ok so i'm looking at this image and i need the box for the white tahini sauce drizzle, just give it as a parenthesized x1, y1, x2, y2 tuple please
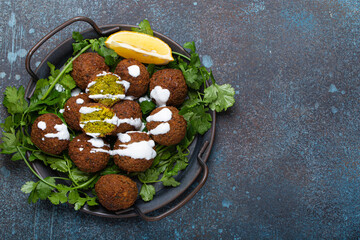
(148, 123, 170, 135)
(76, 98, 84, 104)
(95, 71, 112, 77)
(88, 94, 126, 100)
(124, 96, 136, 100)
(140, 122, 146, 131)
(146, 108, 172, 122)
(150, 86, 170, 107)
(79, 107, 102, 114)
(37, 121, 46, 130)
(118, 117, 142, 129)
(128, 65, 140, 77)
(139, 96, 151, 103)
(118, 133, 132, 143)
(112, 140, 156, 160)
(86, 81, 97, 89)
(116, 80, 130, 92)
(104, 115, 121, 126)
(79, 148, 84, 151)
(88, 138, 106, 148)
(55, 84, 65, 92)
(71, 88, 82, 96)
(59, 109, 65, 114)
(44, 124, 70, 140)
(86, 133, 101, 138)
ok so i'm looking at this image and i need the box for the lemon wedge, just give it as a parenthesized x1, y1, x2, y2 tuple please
(105, 31, 174, 65)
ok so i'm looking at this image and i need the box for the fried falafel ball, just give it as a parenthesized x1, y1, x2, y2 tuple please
(114, 58, 150, 98)
(113, 132, 156, 172)
(79, 103, 118, 138)
(31, 113, 70, 155)
(149, 69, 187, 107)
(68, 133, 110, 173)
(85, 72, 129, 107)
(146, 106, 187, 146)
(63, 93, 92, 131)
(71, 52, 109, 90)
(95, 174, 138, 211)
(111, 100, 142, 135)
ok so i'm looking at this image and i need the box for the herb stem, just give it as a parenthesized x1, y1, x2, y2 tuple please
(64, 155, 79, 186)
(41, 44, 91, 100)
(71, 174, 98, 189)
(53, 177, 70, 181)
(22, 146, 38, 151)
(17, 146, 57, 189)
(172, 51, 191, 61)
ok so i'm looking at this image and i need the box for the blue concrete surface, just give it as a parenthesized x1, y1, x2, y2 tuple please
(1, 0, 360, 239)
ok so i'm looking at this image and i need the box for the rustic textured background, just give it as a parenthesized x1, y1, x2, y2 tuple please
(1, 0, 360, 239)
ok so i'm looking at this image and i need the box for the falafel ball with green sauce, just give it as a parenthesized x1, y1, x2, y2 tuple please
(85, 71, 130, 107)
(79, 103, 118, 138)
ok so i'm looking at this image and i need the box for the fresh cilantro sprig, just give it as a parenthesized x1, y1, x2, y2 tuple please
(173, 42, 235, 112)
(136, 145, 188, 201)
(17, 146, 98, 208)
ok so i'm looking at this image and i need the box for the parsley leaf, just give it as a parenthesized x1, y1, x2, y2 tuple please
(21, 181, 37, 194)
(72, 32, 88, 54)
(131, 19, 154, 36)
(161, 177, 180, 187)
(140, 184, 156, 202)
(177, 42, 205, 90)
(100, 164, 121, 175)
(70, 168, 91, 183)
(48, 186, 69, 205)
(36, 177, 56, 200)
(140, 100, 156, 115)
(204, 83, 235, 112)
(10, 147, 26, 161)
(2, 86, 28, 115)
(138, 168, 161, 183)
(179, 104, 212, 135)
(46, 157, 69, 173)
(68, 190, 98, 210)
(0, 131, 20, 154)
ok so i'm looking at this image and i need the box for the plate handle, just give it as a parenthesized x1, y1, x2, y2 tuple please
(24, 16, 120, 97)
(133, 141, 210, 222)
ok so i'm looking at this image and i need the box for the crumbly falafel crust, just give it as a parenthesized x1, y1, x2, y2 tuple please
(31, 113, 70, 155)
(146, 106, 187, 146)
(71, 52, 109, 90)
(113, 132, 154, 172)
(63, 93, 92, 131)
(114, 58, 150, 98)
(149, 69, 187, 106)
(95, 174, 138, 211)
(111, 100, 142, 135)
(68, 134, 110, 173)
